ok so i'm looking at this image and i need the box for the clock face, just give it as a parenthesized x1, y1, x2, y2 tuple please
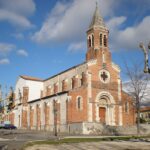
(99, 70, 110, 83)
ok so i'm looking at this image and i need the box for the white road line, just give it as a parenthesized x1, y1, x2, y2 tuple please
(0, 138, 10, 141)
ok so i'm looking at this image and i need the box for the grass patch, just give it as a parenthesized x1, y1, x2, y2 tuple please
(22, 135, 150, 150)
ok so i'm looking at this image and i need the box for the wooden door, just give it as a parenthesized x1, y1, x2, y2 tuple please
(99, 107, 106, 123)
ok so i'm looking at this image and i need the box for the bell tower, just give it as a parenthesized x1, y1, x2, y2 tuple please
(86, 3, 111, 64)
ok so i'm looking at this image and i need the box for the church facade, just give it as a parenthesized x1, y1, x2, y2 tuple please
(3, 5, 135, 134)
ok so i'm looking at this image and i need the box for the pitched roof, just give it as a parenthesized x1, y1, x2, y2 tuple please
(20, 75, 43, 82)
(89, 3, 106, 29)
(44, 62, 86, 81)
(140, 106, 150, 112)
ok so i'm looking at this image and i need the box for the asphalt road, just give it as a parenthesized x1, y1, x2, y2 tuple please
(0, 130, 150, 150)
(0, 129, 56, 150)
(25, 141, 150, 150)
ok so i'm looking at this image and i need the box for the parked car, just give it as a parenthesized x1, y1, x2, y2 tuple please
(3, 124, 17, 129)
(0, 124, 5, 129)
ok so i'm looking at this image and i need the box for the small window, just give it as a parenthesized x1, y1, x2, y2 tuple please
(46, 86, 51, 96)
(54, 83, 58, 94)
(72, 77, 75, 89)
(78, 97, 81, 109)
(76, 96, 83, 110)
(125, 102, 129, 113)
(100, 34, 102, 46)
(62, 80, 65, 91)
(63, 79, 68, 91)
(88, 37, 91, 47)
(104, 35, 107, 47)
(80, 72, 86, 86)
(92, 35, 94, 47)
(23, 87, 29, 104)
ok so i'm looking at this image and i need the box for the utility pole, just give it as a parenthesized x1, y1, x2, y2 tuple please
(139, 42, 150, 74)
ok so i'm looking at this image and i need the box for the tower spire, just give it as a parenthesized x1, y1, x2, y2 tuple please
(89, 2, 106, 29)
(86, 2, 109, 62)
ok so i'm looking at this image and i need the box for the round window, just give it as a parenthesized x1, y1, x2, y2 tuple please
(99, 70, 110, 83)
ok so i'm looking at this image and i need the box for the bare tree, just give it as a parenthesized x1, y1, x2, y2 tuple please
(124, 61, 150, 135)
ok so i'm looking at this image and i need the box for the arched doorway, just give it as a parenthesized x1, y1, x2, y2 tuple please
(95, 91, 115, 126)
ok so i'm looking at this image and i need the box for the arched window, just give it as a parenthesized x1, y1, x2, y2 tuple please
(72, 77, 75, 89)
(88, 37, 91, 47)
(92, 35, 94, 47)
(76, 96, 83, 110)
(62, 80, 67, 91)
(125, 102, 129, 113)
(100, 34, 102, 46)
(104, 35, 107, 47)
(80, 72, 86, 86)
(54, 83, 58, 94)
(46, 86, 51, 96)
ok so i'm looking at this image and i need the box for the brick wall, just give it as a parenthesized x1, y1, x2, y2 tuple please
(22, 110, 27, 128)
(122, 92, 135, 126)
(68, 87, 87, 123)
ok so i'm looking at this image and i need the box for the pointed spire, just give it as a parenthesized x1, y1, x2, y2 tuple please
(89, 2, 106, 29)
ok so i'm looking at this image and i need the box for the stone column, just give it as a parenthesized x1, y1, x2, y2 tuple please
(107, 106, 110, 125)
(41, 102, 45, 130)
(118, 78, 122, 126)
(49, 101, 54, 132)
(95, 104, 99, 122)
(27, 105, 30, 129)
(111, 106, 115, 126)
(33, 105, 37, 130)
(87, 72, 93, 122)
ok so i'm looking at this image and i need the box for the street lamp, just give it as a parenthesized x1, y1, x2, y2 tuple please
(139, 42, 150, 74)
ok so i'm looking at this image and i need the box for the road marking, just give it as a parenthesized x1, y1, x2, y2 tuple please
(0, 138, 10, 141)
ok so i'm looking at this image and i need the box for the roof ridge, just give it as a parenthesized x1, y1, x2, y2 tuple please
(20, 75, 43, 82)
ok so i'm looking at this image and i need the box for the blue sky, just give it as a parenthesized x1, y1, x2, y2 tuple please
(0, 0, 150, 92)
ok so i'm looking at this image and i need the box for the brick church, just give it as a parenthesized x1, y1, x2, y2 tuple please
(3, 4, 135, 134)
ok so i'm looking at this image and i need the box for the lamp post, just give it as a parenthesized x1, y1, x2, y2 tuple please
(139, 42, 150, 74)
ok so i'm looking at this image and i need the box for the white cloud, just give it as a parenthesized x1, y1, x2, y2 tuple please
(0, 0, 35, 28)
(32, 0, 116, 43)
(109, 16, 150, 51)
(0, 9, 33, 28)
(0, 43, 15, 56)
(17, 49, 28, 57)
(68, 42, 86, 52)
(0, 58, 10, 65)
(0, 0, 35, 16)
(123, 81, 150, 103)
(31, 0, 150, 52)
(107, 16, 127, 32)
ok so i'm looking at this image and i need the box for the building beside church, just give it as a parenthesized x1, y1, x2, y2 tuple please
(3, 5, 135, 134)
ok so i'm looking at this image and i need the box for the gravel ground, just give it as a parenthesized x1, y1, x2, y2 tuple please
(0, 129, 55, 150)
(0, 130, 150, 150)
(25, 141, 150, 150)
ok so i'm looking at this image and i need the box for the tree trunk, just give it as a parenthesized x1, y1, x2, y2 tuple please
(136, 98, 140, 135)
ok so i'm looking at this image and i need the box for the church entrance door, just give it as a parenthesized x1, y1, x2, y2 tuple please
(99, 107, 106, 124)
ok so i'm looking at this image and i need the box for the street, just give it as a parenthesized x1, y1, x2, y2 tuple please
(0, 129, 55, 150)
(25, 141, 150, 150)
(0, 129, 150, 150)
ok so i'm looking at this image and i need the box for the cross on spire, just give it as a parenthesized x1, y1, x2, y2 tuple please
(96, 1, 98, 8)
